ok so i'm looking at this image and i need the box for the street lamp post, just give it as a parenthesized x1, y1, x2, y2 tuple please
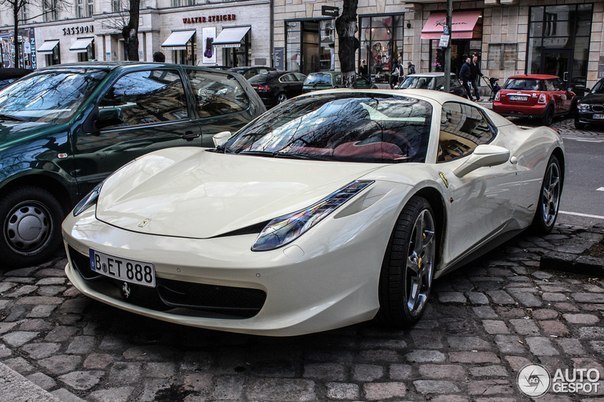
(444, 0, 453, 92)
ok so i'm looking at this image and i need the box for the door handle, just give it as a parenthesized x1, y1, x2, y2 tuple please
(182, 131, 200, 141)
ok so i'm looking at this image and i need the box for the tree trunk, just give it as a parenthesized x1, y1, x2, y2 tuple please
(335, 0, 359, 87)
(122, 0, 140, 61)
(13, 6, 19, 68)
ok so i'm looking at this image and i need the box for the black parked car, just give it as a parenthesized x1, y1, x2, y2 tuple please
(575, 77, 604, 129)
(249, 71, 306, 107)
(0, 62, 265, 268)
(0, 67, 32, 89)
(230, 66, 276, 79)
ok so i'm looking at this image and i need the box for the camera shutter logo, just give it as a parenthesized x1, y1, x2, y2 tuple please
(518, 364, 551, 397)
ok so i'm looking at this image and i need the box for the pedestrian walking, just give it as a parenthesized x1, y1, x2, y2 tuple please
(470, 54, 483, 101)
(407, 61, 416, 75)
(459, 57, 473, 100)
(390, 58, 402, 89)
(359, 59, 369, 80)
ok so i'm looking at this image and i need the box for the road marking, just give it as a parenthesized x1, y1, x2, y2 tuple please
(559, 210, 604, 220)
(598, 187, 604, 192)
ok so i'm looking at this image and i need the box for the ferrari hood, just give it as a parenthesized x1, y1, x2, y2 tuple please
(96, 148, 383, 239)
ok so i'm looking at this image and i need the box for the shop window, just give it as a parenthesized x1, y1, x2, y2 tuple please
(98, 70, 188, 129)
(45, 45, 61, 66)
(285, 18, 335, 75)
(77, 42, 95, 62)
(171, 37, 196, 65)
(186, 69, 249, 117)
(359, 14, 404, 83)
(222, 32, 250, 68)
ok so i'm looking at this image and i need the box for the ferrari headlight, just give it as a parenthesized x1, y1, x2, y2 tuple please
(578, 103, 591, 112)
(73, 183, 103, 216)
(251, 180, 374, 251)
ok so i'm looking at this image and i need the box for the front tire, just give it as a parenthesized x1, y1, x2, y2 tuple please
(531, 155, 562, 234)
(377, 196, 436, 327)
(0, 186, 64, 268)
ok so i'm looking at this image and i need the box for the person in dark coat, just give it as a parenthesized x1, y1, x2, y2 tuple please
(153, 51, 166, 62)
(470, 54, 482, 101)
(407, 61, 416, 75)
(459, 57, 473, 100)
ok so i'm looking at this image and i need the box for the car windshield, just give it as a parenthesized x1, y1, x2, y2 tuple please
(223, 93, 432, 163)
(399, 76, 434, 90)
(504, 79, 542, 91)
(304, 73, 333, 85)
(0, 69, 107, 123)
(591, 80, 604, 94)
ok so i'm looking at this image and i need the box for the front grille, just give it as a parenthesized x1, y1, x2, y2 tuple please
(592, 104, 604, 113)
(68, 246, 266, 318)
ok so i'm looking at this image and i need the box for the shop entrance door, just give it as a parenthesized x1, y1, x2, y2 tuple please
(542, 49, 572, 82)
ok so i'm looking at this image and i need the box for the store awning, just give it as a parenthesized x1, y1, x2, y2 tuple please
(212, 26, 251, 48)
(37, 40, 60, 54)
(421, 11, 482, 40)
(161, 30, 196, 50)
(69, 37, 94, 53)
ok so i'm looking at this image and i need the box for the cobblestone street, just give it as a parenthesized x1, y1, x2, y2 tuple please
(1, 116, 604, 401)
(1, 222, 603, 401)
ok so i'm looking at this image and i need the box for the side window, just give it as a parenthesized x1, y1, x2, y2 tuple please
(187, 69, 249, 118)
(279, 74, 293, 83)
(438, 102, 496, 163)
(545, 80, 557, 91)
(98, 70, 188, 129)
(294, 73, 306, 81)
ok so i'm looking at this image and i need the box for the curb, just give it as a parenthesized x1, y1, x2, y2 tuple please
(0, 362, 60, 402)
(539, 228, 604, 277)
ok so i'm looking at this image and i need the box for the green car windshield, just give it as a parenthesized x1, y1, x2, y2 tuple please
(304, 73, 333, 86)
(0, 69, 107, 123)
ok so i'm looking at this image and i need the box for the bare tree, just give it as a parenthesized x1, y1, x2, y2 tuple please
(121, 0, 140, 60)
(0, 0, 69, 68)
(335, 0, 359, 87)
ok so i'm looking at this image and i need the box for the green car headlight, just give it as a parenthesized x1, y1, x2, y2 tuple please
(73, 183, 103, 216)
(252, 180, 374, 251)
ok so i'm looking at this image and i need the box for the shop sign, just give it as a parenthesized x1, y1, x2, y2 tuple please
(63, 25, 94, 35)
(439, 34, 450, 48)
(321, 6, 339, 17)
(183, 15, 236, 24)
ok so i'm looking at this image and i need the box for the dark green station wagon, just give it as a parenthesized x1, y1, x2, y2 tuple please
(0, 62, 266, 268)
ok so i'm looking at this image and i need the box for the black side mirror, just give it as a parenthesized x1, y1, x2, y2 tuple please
(96, 107, 123, 130)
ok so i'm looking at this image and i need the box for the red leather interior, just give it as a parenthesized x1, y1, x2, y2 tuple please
(333, 141, 403, 160)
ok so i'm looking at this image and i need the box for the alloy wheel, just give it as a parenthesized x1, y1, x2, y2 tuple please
(540, 160, 561, 227)
(405, 209, 436, 317)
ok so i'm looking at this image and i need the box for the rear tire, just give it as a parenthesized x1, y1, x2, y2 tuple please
(377, 196, 436, 328)
(531, 155, 562, 234)
(0, 186, 64, 268)
(276, 93, 287, 103)
(542, 105, 554, 126)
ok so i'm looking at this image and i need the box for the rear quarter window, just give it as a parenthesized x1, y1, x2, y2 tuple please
(187, 70, 250, 118)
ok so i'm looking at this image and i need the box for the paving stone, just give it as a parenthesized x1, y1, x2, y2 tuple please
(508, 289, 543, 307)
(447, 336, 492, 350)
(15, 296, 62, 305)
(2, 331, 38, 347)
(38, 286, 67, 297)
(553, 302, 581, 312)
(352, 364, 384, 381)
(505, 356, 533, 372)
(209, 376, 244, 400)
(36, 278, 67, 286)
(66, 336, 95, 354)
(473, 306, 498, 319)
(39, 355, 82, 375)
(589, 340, 604, 354)
(99, 335, 128, 351)
(246, 378, 316, 401)
(469, 365, 509, 377)
(526, 337, 560, 356)
(563, 313, 600, 325)
(108, 362, 142, 385)
(494, 335, 527, 354)
(35, 268, 65, 277)
(4, 356, 34, 374)
(543, 292, 568, 302)
(359, 338, 407, 349)
(45, 326, 78, 342)
(358, 349, 400, 362)
(83, 353, 114, 369)
(468, 379, 513, 395)
(122, 345, 177, 361)
(532, 308, 559, 320)
(27, 372, 57, 390)
(579, 327, 604, 339)
(3, 285, 38, 297)
(18, 319, 53, 331)
(22, 342, 61, 359)
(418, 364, 465, 380)
(0, 343, 12, 358)
(414, 380, 460, 394)
(410, 329, 443, 349)
(539, 320, 570, 336)
(555, 338, 587, 355)
(182, 373, 213, 394)
(487, 290, 516, 305)
(27, 305, 58, 318)
(0, 282, 17, 293)
(510, 318, 541, 335)
(4, 267, 39, 277)
(52, 389, 86, 402)
(138, 380, 176, 401)
(482, 320, 510, 334)
(389, 364, 413, 380)
(467, 292, 489, 304)
(58, 298, 89, 314)
(0, 322, 18, 334)
(303, 363, 346, 381)
(88, 386, 134, 402)
(405, 350, 446, 363)
(449, 351, 500, 364)
(430, 396, 470, 402)
(364, 382, 406, 400)
(326, 382, 359, 400)
(573, 293, 604, 303)
(144, 362, 176, 378)
(438, 292, 467, 303)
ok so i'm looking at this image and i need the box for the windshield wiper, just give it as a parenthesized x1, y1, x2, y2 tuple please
(0, 113, 24, 122)
(275, 152, 332, 161)
(238, 150, 276, 157)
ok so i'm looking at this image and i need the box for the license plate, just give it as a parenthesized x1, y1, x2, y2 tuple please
(89, 250, 156, 287)
(593, 114, 604, 120)
(509, 95, 528, 101)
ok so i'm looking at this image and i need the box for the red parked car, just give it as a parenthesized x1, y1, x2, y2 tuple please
(493, 74, 576, 125)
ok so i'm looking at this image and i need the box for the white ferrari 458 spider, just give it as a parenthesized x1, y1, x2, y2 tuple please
(63, 89, 564, 336)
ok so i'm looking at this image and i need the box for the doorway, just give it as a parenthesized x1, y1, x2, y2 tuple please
(542, 49, 572, 82)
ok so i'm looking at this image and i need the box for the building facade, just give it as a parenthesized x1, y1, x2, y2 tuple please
(0, 0, 602, 88)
